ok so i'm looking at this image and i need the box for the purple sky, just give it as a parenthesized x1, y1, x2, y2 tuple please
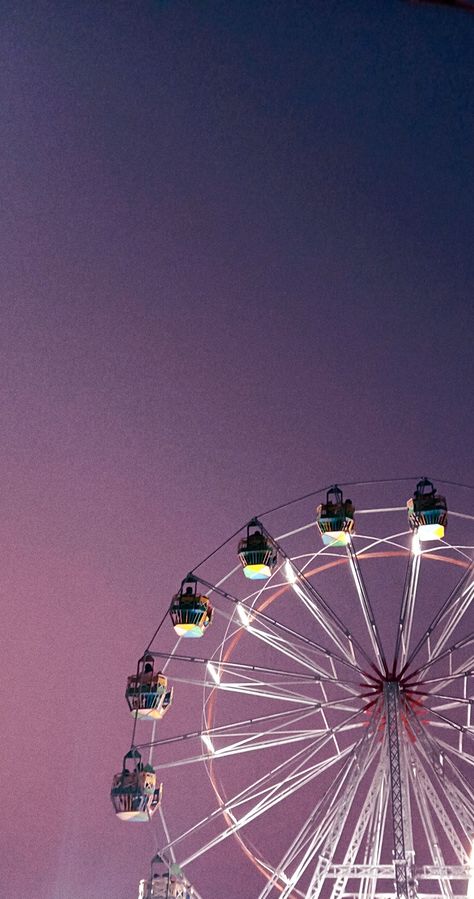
(1, 2, 473, 897)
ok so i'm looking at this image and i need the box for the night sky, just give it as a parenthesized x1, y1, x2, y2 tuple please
(1, 1, 473, 898)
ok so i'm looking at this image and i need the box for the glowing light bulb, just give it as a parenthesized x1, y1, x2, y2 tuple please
(321, 530, 350, 547)
(284, 559, 297, 584)
(418, 522, 445, 541)
(207, 662, 221, 684)
(237, 603, 250, 627)
(243, 562, 272, 579)
(201, 733, 215, 755)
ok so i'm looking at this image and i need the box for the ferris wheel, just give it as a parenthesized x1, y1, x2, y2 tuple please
(111, 477, 474, 899)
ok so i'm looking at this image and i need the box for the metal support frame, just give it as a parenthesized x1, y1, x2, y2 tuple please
(328, 756, 389, 899)
(304, 708, 383, 899)
(346, 539, 387, 673)
(384, 681, 416, 899)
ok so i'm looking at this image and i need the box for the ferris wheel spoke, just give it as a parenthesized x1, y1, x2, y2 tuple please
(424, 702, 474, 741)
(257, 748, 359, 898)
(445, 748, 474, 797)
(433, 725, 474, 762)
(211, 708, 364, 799)
(243, 621, 347, 680)
(440, 776, 474, 832)
(200, 742, 361, 836)
(423, 691, 473, 709)
(393, 547, 421, 672)
(418, 658, 474, 703)
(270, 528, 358, 654)
(277, 715, 384, 899)
(202, 718, 363, 762)
(298, 729, 383, 899)
(407, 710, 474, 841)
(163, 711, 364, 866)
(202, 668, 362, 711)
(327, 761, 389, 899)
(429, 702, 474, 723)
(201, 705, 340, 759)
(241, 622, 345, 679)
(284, 567, 358, 665)
(148, 649, 358, 689)
(215, 715, 363, 802)
(346, 539, 388, 673)
(159, 741, 320, 858)
(267, 748, 368, 899)
(214, 681, 359, 708)
(168, 672, 326, 705)
(205, 730, 330, 758)
(151, 734, 360, 772)
(428, 576, 474, 661)
(422, 668, 474, 689)
(176, 671, 334, 712)
(146, 731, 348, 772)
(197, 574, 368, 680)
(242, 616, 365, 686)
(277, 803, 347, 898)
(137, 704, 346, 754)
(235, 739, 360, 817)
(426, 720, 474, 755)
(409, 754, 456, 899)
(235, 627, 365, 699)
(442, 756, 474, 825)
(207, 729, 356, 759)
(283, 549, 375, 667)
(402, 561, 474, 674)
(177, 735, 359, 869)
(409, 740, 470, 864)
(178, 767, 334, 875)
(408, 632, 474, 682)
(428, 703, 473, 732)
(267, 529, 378, 673)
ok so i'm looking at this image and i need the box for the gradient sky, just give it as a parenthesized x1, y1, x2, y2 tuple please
(1, 1, 473, 897)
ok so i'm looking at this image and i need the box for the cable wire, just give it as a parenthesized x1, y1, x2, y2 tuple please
(256, 476, 474, 519)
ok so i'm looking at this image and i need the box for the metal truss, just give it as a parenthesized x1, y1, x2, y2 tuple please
(303, 713, 383, 899)
(319, 864, 472, 879)
(384, 681, 416, 899)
